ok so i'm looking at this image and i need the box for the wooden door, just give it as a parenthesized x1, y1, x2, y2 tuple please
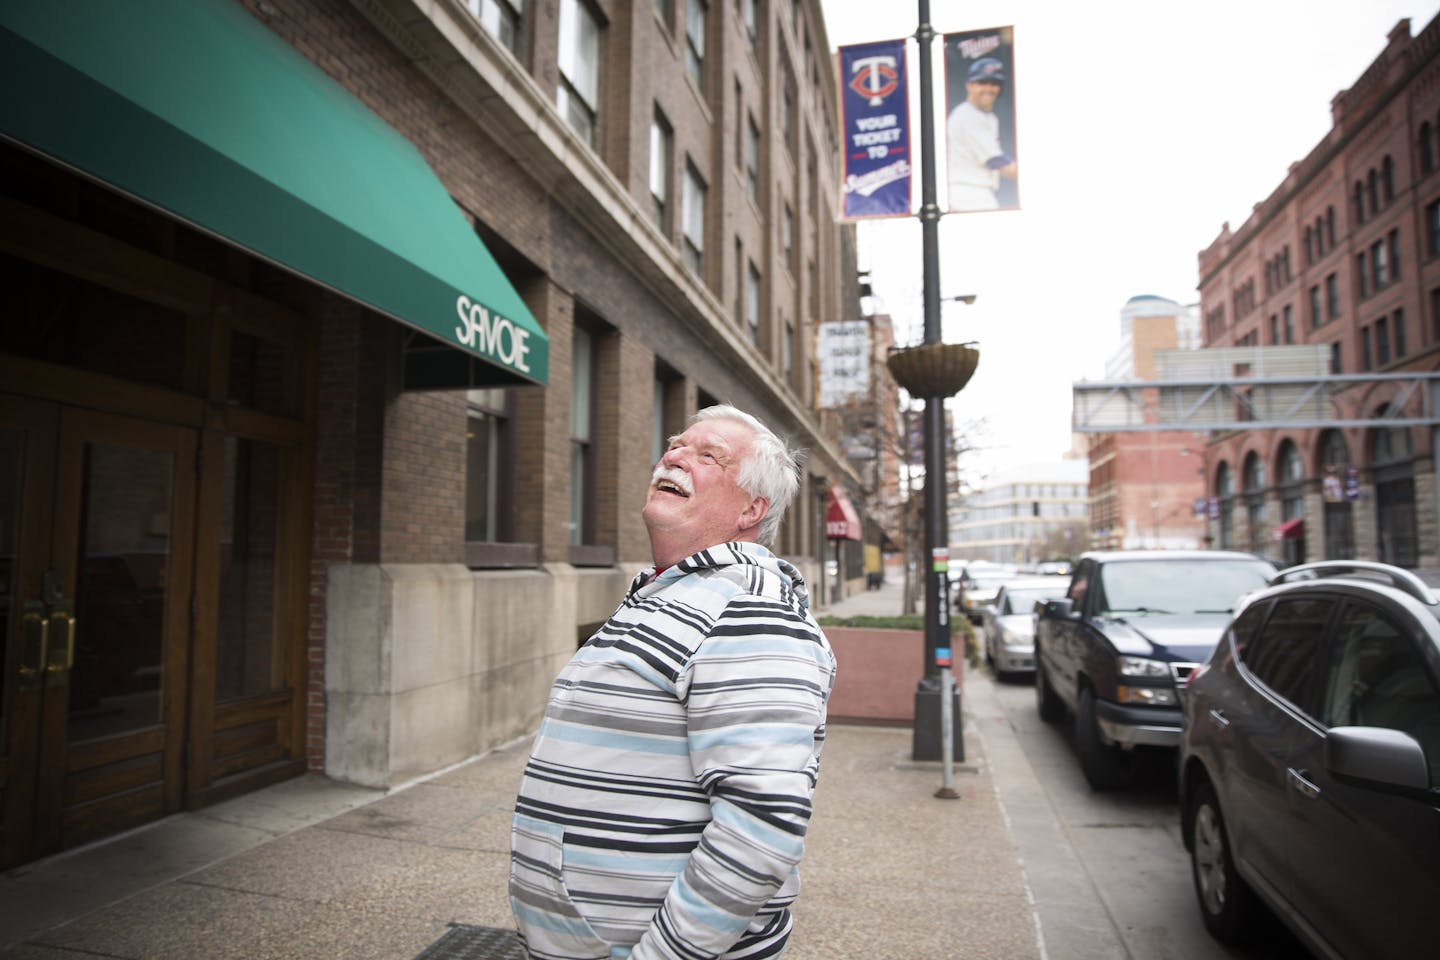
(0, 399, 195, 866)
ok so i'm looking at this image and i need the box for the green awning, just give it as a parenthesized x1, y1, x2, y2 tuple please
(0, 0, 547, 386)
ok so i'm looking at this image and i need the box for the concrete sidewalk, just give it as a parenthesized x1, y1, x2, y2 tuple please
(1, 575, 1078, 960)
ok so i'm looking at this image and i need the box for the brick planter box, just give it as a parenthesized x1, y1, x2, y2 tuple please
(824, 627, 962, 725)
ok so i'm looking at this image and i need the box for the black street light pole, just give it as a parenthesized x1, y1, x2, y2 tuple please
(914, 0, 955, 768)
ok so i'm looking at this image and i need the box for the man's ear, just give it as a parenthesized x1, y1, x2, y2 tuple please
(738, 496, 770, 534)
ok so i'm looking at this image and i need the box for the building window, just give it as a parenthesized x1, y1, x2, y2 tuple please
(1389, 228, 1401, 281)
(1282, 304, 1294, 343)
(739, 0, 757, 55)
(1429, 200, 1440, 256)
(1243, 451, 1266, 553)
(746, 113, 760, 202)
(782, 203, 794, 269)
(569, 324, 595, 545)
(1353, 180, 1365, 224)
(1361, 324, 1373, 370)
(1309, 284, 1321, 329)
(1268, 313, 1279, 345)
(1376, 315, 1391, 366)
(1330, 341, 1342, 374)
(655, 0, 673, 28)
(1325, 272, 1340, 319)
(1423, 122, 1435, 174)
(557, 0, 601, 146)
(682, 161, 706, 274)
(1372, 238, 1388, 290)
(784, 318, 794, 380)
(1357, 251, 1369, 298)
(780, 57, 795, 149)
(1394, 308, 1407, 358)
(1382, 155, 1395, 204)
(466, 389, 514, 542)
(469, 0, 524, 53)
(746, 261, 761, 345)
(685, 0, 707, 93)
(650, 107, 672, 231)
(734, 237, 744, 325)
(1367, 169, 1379, 216)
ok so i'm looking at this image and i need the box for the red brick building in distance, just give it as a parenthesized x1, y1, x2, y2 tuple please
(1196, 15, 1439, 570)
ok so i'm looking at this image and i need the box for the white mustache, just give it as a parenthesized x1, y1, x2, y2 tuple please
(651, 465, 693, 496)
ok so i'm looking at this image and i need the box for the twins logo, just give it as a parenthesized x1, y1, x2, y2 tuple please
(849, 55, 898, 107)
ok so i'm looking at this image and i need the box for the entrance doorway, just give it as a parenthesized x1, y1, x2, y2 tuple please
(1, 398, 195, 866)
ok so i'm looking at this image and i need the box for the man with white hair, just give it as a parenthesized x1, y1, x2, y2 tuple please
(510, 404, 836, 960)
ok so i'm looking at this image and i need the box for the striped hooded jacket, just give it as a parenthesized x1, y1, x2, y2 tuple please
(510, 542, 836, 960)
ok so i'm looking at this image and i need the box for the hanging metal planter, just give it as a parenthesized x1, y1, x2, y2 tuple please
(885, 343, 981, 398)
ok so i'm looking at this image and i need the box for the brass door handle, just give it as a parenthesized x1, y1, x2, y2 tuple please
(20, 600, 49, 690)
(45, 602, 76, 674)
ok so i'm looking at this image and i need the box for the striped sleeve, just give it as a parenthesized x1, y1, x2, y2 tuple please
(628, 595, 834, 960)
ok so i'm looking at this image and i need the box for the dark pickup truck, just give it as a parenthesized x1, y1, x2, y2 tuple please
(1034, 550, 1276, 789)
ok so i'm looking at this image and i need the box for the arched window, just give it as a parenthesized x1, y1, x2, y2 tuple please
(1276, 441, 1306, 566)
(1216, 461, 1235, 550)
(1242, 451, 1267, 555)
(1319, 430, 1354, 560)
(1353, 180, 1366, 224)
(1421, 124, 1435, 174)
(1371, 411, 1417, 567)
(1367, 168, 1379, 216)
(1381, 155, 1395, 204)
(1326, 206, 1336, 248)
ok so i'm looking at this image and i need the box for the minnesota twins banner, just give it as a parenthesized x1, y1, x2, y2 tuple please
(943, 26, 1019, 213)
(837, 39, 912, 220)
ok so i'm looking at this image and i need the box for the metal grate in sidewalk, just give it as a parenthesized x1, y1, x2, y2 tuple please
(413, 924, 527, 959)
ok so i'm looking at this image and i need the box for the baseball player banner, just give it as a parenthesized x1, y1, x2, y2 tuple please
(943, 26, 1020, 213)
(837, 39, 912, 220)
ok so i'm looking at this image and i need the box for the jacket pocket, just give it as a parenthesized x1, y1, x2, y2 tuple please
(510, 813, 610, 959)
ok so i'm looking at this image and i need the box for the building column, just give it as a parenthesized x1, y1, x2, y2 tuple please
(1301, 478, 1326, 565)
(1352, 475, 1379, 560)
(513, 279, 572, 562)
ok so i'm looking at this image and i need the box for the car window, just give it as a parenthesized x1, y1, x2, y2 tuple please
(1003, 587, 1060, 615)
(1096, 559, 1274, 616)
(1226, 599, 1270, 663)
(1321, 601, 1440, 785)
(1239, 596, 1335, 712)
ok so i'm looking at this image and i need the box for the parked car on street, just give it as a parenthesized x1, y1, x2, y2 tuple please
(955, 562, 1017, 624)
(1034, 550, 1277, 789)
(980, 576, 1069, 678)
(1178, 561, 1440, 960)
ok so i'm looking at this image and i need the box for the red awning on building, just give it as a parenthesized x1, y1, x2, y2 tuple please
(1274, 517, 1305, 540)
(824, 485, 862, 541)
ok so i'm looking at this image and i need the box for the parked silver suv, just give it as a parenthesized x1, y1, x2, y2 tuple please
(1179, 561, 1440, 960)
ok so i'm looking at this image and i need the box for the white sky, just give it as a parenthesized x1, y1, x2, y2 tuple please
(820, 0, 1436, 484)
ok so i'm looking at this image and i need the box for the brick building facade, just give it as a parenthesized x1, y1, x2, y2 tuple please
(0, 0, 866, 867)
(1196, 15, 1439, 570)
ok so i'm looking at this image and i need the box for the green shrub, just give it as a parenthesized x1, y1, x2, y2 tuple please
(816, 614, 924, 630)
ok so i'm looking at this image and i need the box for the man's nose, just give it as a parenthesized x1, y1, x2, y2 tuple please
(660, 446, 688, 468)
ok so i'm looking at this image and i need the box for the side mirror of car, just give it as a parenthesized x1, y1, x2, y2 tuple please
(1039, 598, 1074, 620)
(1325, 726, 1431, 793)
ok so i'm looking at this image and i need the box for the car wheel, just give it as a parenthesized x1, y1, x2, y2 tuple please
(1075, 686, 1131, 790)
(1035, 656, 1064, 723)
(1189, 779, 1256, 943)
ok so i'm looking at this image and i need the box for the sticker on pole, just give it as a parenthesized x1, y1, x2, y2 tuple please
(935, 646, 952, 667)
(931, 547, 949, 573)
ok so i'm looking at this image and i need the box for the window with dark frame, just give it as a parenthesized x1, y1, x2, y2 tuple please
(468, 0, 525, 54)
(1394, 308, 1407, 358)
(746, 112, 760, 202)
(1283, 304, 1293, 343)
(569, 323, 595, 546)
(1376, 315, 1391, 366)
(1326, 272, 1340, 318)
(746, 261, 761, 346)
(685, 0, 707, 93)
(1428, 199, 1440, 256)
(650, 106, 673, 232)
(557, 0, 601, 146)
(465, 388, 515, 543)
(682, 160, 706, 275)
(1309, 284, 1321, 329)
(1362, 324, 1373, 370)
